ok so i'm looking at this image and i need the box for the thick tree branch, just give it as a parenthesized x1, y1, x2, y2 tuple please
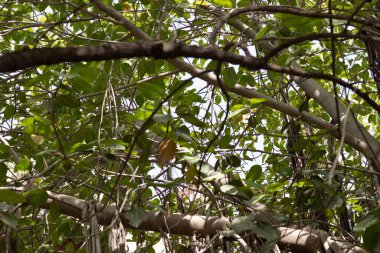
(1, 41, 379, 115)
(0, 42, 262, 73)
(36, 191, 366, 253)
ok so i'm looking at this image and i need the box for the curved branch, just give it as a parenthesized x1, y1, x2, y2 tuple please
(227, 84, 374, 160)
(262, 32, 380, 60)
(209, 5, 380, 45)
(203, 5, 380, 171)
(264, 63, 380, 114)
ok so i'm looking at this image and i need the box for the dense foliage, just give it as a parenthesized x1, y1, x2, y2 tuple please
(0, 0, 380, 252)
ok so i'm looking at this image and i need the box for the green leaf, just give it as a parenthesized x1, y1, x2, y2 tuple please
(298, 99, 309, 112)
(354, 213, 380, 232)
(294, 178, 313, 187)
(0, 190, 26, 204)
(277, 167, 292, 177)
(325, 195, 344, 209)
(219, 135, 232, 148)
(240, 74, 256, 87)
(185, 164, 198, 184)
(363, 223, 380, 252)
(251, 222, 278, 241)
(259, 240, 278, 253)
(215, 95, 222, 104)
(69, 142, 93, 153)
(231, 215, 254, 233)
(227, 108, 247, 120)
(309, 149, 326, 161)
(19, 117, 35, 134)
(174, 127, 192, 142)
(0, 212, 17, 229)
(222, 67, 237, 87)
(237, 0, 251, 7)
(182, 154, 201, 164)
(31, 134, 44, 145)
(254, 25, 272, 40)
(55, 94, 81, 108)
(52, 70, 80, 79)
(56, 221, 72, 237)
(180, 113, 206, 128)
(249, 98, 268, 105)
(15, 157, 30, 172)
(124, 207, 148, 228)
(35, 150, 56, 156)
(0, 163, 7, 185)
(103, 153, 117, 162)
(102, 139, 128, 150)
(225, 155, 241, 167)
(210, 0, 233, 7)
(265, 182, 285, 192)
(70, 65, 101, 93)
(220, 184, 238, 195)
(203, 171, 225, 182)
(26, 189, 48, 207)
(138, 80, 165, 101)
(65, 242, 75, 252)
(153, 114, 172, 123)
(43, 98, 60, 112)
(147, 178, 181, 188)
(236, 186, 254, 200)
(277, 13, 325, 33)
(3, 106, 16, 119)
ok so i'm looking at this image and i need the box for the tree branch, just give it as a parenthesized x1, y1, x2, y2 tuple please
(36, 191, 366, 253)
(203, 4, 380, 171)
(0, 42, 262, 73)
(2, 40, 379, 115)
(209, 4, 380, 44)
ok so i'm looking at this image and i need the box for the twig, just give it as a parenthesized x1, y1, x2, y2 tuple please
(328, 102, 351, 184)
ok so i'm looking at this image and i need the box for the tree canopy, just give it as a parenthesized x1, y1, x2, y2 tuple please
(0, 0, 380, 252)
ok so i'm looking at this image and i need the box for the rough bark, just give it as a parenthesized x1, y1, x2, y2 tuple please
(38, 191, 366, 253)
(0, 42, 262, 73)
